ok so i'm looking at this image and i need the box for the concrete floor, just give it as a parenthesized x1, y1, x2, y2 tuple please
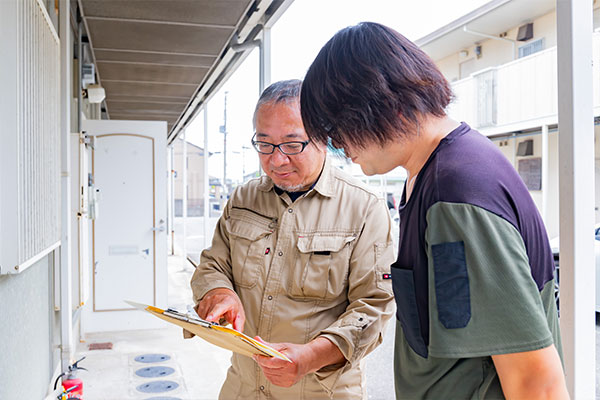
(75, 256, 231, 400)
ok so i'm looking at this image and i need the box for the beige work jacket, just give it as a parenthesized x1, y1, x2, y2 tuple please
(191, 157, 395, 400)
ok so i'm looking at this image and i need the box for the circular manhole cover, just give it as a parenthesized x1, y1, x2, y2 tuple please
(135, 366, 175, 378)
(136, 380, 179, 393)
(144, 397, 182, 400)
(134, 354, 171, 363)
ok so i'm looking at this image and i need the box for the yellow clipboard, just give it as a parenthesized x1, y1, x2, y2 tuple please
(125, 300, 291, 362)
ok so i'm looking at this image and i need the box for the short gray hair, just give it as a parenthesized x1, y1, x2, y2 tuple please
(253, 79, 302, 127)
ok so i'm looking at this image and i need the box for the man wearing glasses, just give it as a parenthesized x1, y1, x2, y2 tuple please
(190, 79, 395, 399)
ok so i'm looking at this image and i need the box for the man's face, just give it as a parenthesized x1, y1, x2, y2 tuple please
(254, 101, 326, 191)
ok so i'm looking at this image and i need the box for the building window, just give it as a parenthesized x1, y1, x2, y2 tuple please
(518, 38, 544, 58)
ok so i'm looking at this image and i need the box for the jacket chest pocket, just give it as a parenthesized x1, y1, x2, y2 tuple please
(226, 211, 275, 289)
(289, 234, 356, 300)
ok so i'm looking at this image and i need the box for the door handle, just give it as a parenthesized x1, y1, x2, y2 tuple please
(152, 219, 165, 232)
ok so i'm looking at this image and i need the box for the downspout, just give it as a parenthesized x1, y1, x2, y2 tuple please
(59, 0, 74, 372)
(463, 25, 517, 60)
(77, 19, 83, 132)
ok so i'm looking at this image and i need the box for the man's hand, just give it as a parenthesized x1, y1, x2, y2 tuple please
(252, 336, 345, 388)
(195, 288, 246, 332)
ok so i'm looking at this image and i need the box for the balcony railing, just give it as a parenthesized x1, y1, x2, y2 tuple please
(446, 33, 600, 131)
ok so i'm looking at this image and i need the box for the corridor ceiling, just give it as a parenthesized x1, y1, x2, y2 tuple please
(78, 0, 292, 138)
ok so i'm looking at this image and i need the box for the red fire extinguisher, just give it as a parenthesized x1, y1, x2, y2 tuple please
(54, 357, 87, 399)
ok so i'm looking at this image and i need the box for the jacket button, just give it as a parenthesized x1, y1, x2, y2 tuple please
(260, 385, 265, 391)
(268, 295, 273, 300)
(278, 251, 283, 256)
(288, 208, 293, 213)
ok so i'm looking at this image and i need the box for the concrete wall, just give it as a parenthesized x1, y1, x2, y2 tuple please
(0, 254, 60, 399)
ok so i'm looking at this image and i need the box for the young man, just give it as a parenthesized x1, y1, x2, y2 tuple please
(191, 79, 395, 399)
(300, 22, 568, 399)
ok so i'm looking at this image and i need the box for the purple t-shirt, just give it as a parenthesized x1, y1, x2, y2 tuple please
(393, 122, 556, 357)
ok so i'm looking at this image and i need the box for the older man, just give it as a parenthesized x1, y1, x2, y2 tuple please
(190, 79, 395, 399)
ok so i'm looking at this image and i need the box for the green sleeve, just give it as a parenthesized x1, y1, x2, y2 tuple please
(425, 202, 553, 358)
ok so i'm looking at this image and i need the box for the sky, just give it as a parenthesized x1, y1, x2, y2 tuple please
(183, 0, 490, 183)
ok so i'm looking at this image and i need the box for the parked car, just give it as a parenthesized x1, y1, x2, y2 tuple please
(386, 192, 396, 210)
(549, 224, 600, 313)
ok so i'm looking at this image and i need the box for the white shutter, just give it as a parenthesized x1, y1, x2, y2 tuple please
(0, 0, 61, 274)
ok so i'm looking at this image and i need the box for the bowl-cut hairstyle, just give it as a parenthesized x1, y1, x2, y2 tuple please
(300, 22, 453, 150)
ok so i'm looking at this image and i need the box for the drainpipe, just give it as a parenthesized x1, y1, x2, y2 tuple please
(77, 20, 83, 133)
(463, 25, 517, 60)
(59, 0, 74, 372)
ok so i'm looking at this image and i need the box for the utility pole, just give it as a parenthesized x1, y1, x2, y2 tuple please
(220, 92, 228, 209)
(242, 145, 250, 181)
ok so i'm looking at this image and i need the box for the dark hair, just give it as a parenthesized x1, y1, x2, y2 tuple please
(253, 79, 302, 127)
(300, 22, 453, 150)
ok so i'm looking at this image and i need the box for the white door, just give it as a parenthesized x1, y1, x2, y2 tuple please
(82, 120, 167, 332)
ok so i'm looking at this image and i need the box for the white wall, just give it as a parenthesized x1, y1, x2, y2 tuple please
(0, 255, 60, 399)
(438, 10, 558, 82)
(438, 33, 513, 82)
(439, 4, 600, 82)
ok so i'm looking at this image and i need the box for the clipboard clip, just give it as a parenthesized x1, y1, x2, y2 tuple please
(164, 308, 218, 328)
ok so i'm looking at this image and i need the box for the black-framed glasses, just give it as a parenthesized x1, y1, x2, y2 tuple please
(251, 134, 310, 155)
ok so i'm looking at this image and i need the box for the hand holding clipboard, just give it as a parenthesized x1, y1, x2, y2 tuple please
(125, 300, 291, 362)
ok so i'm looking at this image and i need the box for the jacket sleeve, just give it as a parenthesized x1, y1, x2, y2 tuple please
(190, 199, 235, 304)
(315, 196, 396, 392)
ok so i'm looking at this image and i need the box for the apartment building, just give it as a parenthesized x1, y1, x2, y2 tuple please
(417, 0, 600, 238)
